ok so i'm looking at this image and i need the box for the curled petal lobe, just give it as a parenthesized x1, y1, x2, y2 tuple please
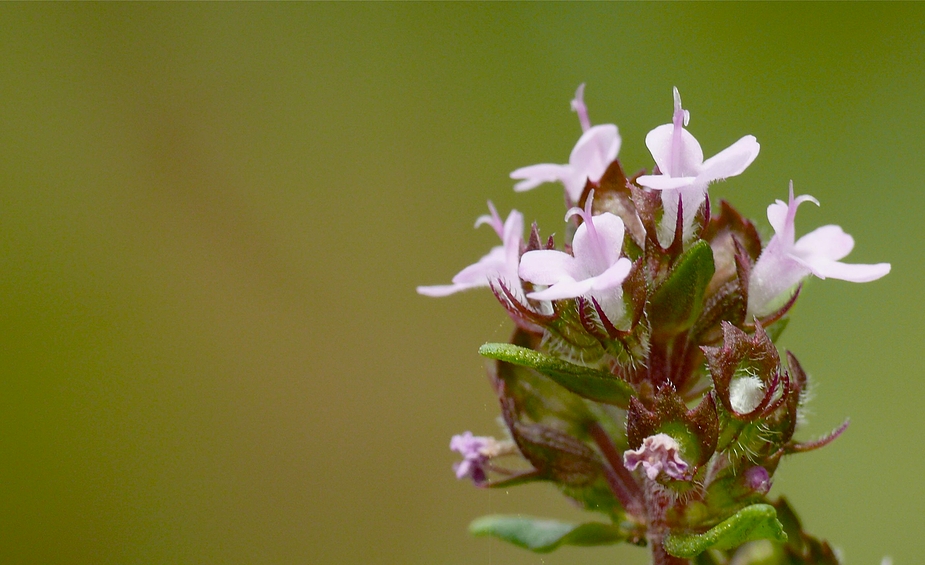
(527, 276, 595, 302)
(571, 83, 591, 132)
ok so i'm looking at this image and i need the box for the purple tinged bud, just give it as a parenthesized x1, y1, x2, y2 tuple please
(623, 433, 689, 481)
(744, 466, 771, 495)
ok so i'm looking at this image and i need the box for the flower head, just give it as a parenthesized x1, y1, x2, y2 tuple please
(746, 182, 891, 317)
(449, 432, 512, 485)
(623, 433, 689, 481)
(510, 84, 621, 203)
(518, 192, 632, 323)
(637, 87, 759, 242)
(417, 202, 524, 298)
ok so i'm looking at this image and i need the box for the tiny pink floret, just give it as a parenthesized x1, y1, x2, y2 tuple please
(417, 201, 525, 299)
(450, 432, 511, 485)
(511, 84, 621, 203)
(519, 192, 632, 324)
(746, 181, 891, 316)
(637, 87, 759, 242)
(623, 433, 689, 481)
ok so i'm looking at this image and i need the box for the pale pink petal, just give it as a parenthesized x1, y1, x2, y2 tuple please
(502, 209, 525, 245)
(766, 199, 790, 236)
(503, 210, 525, 267)
(793, 225, 855, 263)
(589, 258, 632, 291)
(561, 170, 591, 203)
(452, 247, 507, 285)
(645, 123, 703, 177)
(696, 135, 760, 183)
(510, 163, 569, 192)
(807, 259, 891, 282)
(417, 246, 507, 297)
(767, 192, 818, 242)
(519, 249, 578, 286)
(636, 174, 697, 191)
(474, 200, 504, 237)
(416, 283, 471, 297)
(570, 213, 626, 270)
(569, 124, 620, 174)
(527, 276, 595, 301)
(748, 183, 890, 316)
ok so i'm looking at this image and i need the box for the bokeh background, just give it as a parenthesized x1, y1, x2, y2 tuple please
(0, 4, 921, 564)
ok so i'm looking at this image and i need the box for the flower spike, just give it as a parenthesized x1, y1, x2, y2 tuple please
(421, 83, 889, 564)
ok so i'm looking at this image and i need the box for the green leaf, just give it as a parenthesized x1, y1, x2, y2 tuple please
(664, 504, 788, 558)
(649, 240, 715, 335)
(469, 515, 627, 553)
(479, 343, 634, 407)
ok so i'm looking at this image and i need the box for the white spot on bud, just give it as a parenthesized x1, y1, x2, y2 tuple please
(730, 374, 764, 414)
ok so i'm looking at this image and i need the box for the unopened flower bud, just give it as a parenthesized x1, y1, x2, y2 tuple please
(743, 465, 772, 495)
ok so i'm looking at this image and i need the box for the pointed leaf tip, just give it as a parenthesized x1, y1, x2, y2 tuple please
(479, 343, 634, 406)
(469, 515, 627, 553)
(663, 503, 787, 558)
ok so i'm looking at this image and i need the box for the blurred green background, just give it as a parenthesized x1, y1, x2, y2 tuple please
(0, 4, 921, 564)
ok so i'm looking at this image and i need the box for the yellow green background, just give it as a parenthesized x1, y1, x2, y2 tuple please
(0, 4, 920, 564)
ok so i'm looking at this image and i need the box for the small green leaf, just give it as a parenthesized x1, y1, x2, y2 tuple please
(649, 240, 715, 335)
(469, 515, 627, 553)
(479, 343, 634, 407)
(664, 504, 788, 558)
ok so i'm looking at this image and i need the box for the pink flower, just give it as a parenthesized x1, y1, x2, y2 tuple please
(637, 87, 759, 242)
(518, 193, 632, 324)
(449, 432, 512, 485)
(510, 84, 621, 203)
(746, 182, 891, 317)
(417, 202, 524, 298)
(623, 433, 689, 481)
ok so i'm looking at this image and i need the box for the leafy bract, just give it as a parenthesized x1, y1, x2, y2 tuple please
(479, 343, 634, 407)
(664, 503, 787, 558)
(469, 515, 627, 553)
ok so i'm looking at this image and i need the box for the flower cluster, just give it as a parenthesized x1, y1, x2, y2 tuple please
(418, 85, 889, 565)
